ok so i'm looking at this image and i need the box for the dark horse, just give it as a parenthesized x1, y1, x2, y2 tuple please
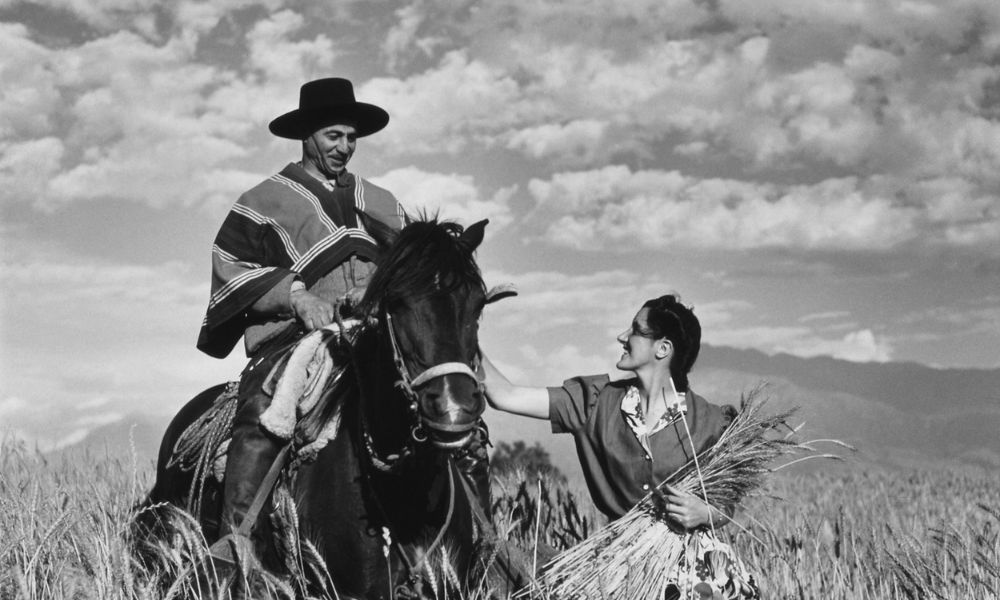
(140, 215, 511, 599)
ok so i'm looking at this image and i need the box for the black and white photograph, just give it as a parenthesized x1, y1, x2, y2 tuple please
(2, 0, 998, 598)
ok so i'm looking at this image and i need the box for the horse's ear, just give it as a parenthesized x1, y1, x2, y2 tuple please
(459, 219, 488, 253)
(356, 209, 398, 250)
(485, 282, 518, 305)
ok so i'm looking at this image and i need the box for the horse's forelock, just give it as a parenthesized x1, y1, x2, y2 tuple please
(360, 218, 485, 313)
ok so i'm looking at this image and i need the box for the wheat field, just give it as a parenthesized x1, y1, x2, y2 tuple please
(2, 437, 997, 599)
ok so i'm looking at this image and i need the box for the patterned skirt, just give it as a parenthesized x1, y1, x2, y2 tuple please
(664, 531, 760, 600)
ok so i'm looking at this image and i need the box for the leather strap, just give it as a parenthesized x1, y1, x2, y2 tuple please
(453, 458, 493, 532)
(411, 362, 477, 387)
(208, 441, 293, 570)
(236, 442, 293, 538)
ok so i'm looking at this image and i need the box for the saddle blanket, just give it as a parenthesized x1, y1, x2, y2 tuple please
(259, 320, 361, 458)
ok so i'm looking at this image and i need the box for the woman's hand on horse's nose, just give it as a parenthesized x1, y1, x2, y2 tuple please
(291, 290, 336, 330)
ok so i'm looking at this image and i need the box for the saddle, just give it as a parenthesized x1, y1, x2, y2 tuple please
(168, 321, 361, 488)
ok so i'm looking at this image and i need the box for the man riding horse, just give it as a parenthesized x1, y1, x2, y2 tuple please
(196, 77, 491, 558)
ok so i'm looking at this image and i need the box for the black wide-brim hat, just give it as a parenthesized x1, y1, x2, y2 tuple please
(269, 77, 389, 140)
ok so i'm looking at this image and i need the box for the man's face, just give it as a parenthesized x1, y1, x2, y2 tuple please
(303, 123, 357, 178)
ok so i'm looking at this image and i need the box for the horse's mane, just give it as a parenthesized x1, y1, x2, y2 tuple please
(359, 216, 486, 313)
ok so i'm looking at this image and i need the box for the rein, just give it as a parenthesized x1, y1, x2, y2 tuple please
(365, 459, 459, 599)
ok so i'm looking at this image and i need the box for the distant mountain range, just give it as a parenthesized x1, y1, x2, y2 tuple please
(61, 345, 1000, 480)
(694, 345, 1000, 470)
(699, 345, 1000, 416)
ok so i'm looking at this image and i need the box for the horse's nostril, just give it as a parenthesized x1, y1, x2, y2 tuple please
(421, 390, 442, 405)
(470, 390, 485, 410)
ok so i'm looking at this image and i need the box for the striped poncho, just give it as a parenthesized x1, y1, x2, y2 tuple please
(197, 163, 402, 359)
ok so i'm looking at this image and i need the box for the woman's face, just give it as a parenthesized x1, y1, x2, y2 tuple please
(615, 307, 663, 372)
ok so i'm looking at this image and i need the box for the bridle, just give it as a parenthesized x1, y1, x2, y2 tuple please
(355, 307, 483, 473)
(385, 310, 483, 431)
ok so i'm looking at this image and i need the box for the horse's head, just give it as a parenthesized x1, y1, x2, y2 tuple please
(357, 212, 488, 450)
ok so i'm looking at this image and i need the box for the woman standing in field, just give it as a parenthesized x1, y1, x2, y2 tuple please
(482, 294, 759, 599)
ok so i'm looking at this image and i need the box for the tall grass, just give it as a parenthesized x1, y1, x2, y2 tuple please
(736, 469, 1000, 599)
(496, 467, 1000, 599)
(2, 435, 997, 599)
(0, 436, 158, 599)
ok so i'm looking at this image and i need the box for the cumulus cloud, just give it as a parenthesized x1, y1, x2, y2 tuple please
(464, 0, 716, 44)
(738, 61, 882, 167)
(701, 4, 1000, 182)
(371, 166, 515, 229)
(10, 0, 999, 226)
(0, 137, 65, 200)
(0, 9, 348, 212)
(172, 0, 289, 37)
(2, 0, 291, 36)
(526, 165, 1000, 254)
(362, 0, 1000, 204)
(717, 0, 1000, 52)
(2, 0, 160, 32)
(910, 177, 1000, 249)
(245, 9, 337, 83)
(505, 120, 609, 164)
(0, 23, 61, 139)
(528, 166, 913, 251)
(362, 51, 527, 155)
(382, 4, 448, 72)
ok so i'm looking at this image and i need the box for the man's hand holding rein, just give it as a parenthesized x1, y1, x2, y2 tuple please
(290, 280, 336, 331)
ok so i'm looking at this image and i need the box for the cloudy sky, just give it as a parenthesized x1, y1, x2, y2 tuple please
(2, 0, 999, 449)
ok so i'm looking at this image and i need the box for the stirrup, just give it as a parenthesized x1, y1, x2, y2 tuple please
(202, 533, 263, 596)
(208, 533, 263, 573)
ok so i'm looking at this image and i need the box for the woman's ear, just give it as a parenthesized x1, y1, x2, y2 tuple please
(655, 339, 673, 360)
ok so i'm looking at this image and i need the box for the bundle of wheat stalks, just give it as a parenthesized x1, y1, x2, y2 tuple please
(531, 388, 837, 600)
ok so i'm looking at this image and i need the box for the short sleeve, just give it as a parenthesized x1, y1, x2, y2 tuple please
(548, 374, 610, 434)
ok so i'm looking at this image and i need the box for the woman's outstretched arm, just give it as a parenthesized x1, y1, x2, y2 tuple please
(480, 352, 550, 420)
